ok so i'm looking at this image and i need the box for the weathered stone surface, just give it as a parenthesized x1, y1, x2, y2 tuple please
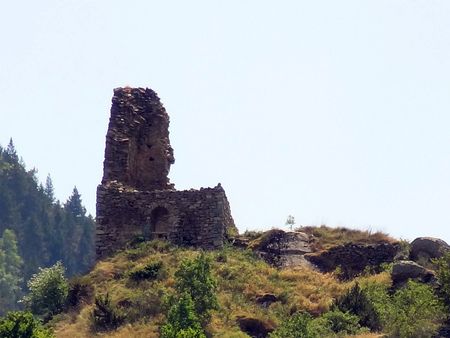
(236, 316, 274, 338)
(96, 87, 237, 258)
(103, 87, 174, 191)
(410, 237, 450, 262)
(305, 242, 400, 279)
(251, 230, 313, 268)
(391, 260, 435, 287)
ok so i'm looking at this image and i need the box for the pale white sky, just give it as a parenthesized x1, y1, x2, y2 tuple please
(1, 1, 450, 242)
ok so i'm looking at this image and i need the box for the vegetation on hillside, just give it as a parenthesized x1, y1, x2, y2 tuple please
(0, 139, 95, 315)
(35, 236, 444, 338)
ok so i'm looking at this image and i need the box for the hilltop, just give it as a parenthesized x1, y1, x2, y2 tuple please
(47, 226, 450, 337)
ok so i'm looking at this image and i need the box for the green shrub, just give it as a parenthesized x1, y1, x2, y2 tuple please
(22, 262, 68, 320)
(319, 309, 361, 335)
(160, 293, 206, 338)
(129, 261, 164, 281)
(333, 283, 382, 331)
(91, 293, 125, 331)
(175, 252, 218, 324)
(434, 251, 450, 308)
(0, 311, 53, 338)
(383, 280, 445, 338)
(269, 312, 318, 338)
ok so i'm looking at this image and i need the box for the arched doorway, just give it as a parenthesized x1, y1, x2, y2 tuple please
(145, 206, 170, 240)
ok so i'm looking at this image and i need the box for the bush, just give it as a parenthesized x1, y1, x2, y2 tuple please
(128, 261, 163, 281)
(175, 252, 218, 324)
(65, 277, 93, 309)
(333, 283, 382, 331)
(318, 309, 361, 335)
(160, 293, 206, 338)
(22, 262, 68, 320)
(91, 293, 125, 331)
(0, 311, 54, 338)
(434, 251, 450, 308)
(383, 280, 445, 338)
(269, 312, 319, 338)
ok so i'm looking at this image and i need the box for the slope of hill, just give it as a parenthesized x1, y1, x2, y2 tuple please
(51, 233, 397, 338)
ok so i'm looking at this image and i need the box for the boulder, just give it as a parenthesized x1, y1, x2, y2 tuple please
(304, 242, 400, 279)
(410, 237, 450, 262)
(250, 229, 313, 268)
(391, 260, 435, 287)
(236, 316, 274, 338)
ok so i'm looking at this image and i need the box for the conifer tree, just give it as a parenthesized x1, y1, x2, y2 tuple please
(0, 229, 23, 315)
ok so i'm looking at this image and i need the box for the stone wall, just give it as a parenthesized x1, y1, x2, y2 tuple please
(96, 87, 237, 258)
(102, 87, 174, 191)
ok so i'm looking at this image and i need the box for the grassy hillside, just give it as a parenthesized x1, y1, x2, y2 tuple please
(50, 234, 392, 337)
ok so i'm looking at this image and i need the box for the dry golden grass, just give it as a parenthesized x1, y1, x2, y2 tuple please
(51, 238, 393, 337)
(298, 225, 396, 250)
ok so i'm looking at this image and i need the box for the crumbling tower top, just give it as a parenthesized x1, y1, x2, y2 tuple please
(102, 87, 175, 191)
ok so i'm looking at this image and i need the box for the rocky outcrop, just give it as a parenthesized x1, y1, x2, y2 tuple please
(391, 260, 435, 287)
(410, 237, 450, 262)
(305, 242, 400, 279)
(96, 88, 237, 258)
(250, 230, 313, 268)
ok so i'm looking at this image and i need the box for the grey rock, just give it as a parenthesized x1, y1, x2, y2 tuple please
(392, 260, 435, 286)
(410, 237, 450, 262)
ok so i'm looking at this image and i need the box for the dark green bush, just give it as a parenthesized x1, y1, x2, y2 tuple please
(91, 293, 125, 331)
(333, 283, 381, 331)
(319, 309, 361, 335)
(0, 311, 53, 338)
(129, 261, 163, 282)
(65, 277, 93, 308)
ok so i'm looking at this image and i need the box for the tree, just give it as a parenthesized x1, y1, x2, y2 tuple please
(43, 175, 54, 203)
(0, 229, 23, 315)
(5, 138, 18, 163)
(0, 311, 53, 338)
(285, 215, 295, 231)
(174, 253, 218, 324)
(160, 293, 206, 338)
(22, 261, 69, 320)
(64, 187, 85, 218)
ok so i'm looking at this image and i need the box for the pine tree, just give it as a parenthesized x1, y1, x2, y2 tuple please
(64, 187, 86, 218)
(44, 174, 55, 203)
(0, 229, 23, 315)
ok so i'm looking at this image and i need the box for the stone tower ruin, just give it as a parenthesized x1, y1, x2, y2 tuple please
(96, 87, 237, 258)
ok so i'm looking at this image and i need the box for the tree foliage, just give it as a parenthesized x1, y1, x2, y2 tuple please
(174, 252, 218, 324)
(160, 293, 206, 338)
(434, 251, 450, 308)
(0, 311, 53, 338)
(0, 140, 95, 282)
(22, 262, 68, 320)
(0, 229, 23, 315)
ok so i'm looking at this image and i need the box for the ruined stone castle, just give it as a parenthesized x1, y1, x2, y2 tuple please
(96, 87, 237, 258)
